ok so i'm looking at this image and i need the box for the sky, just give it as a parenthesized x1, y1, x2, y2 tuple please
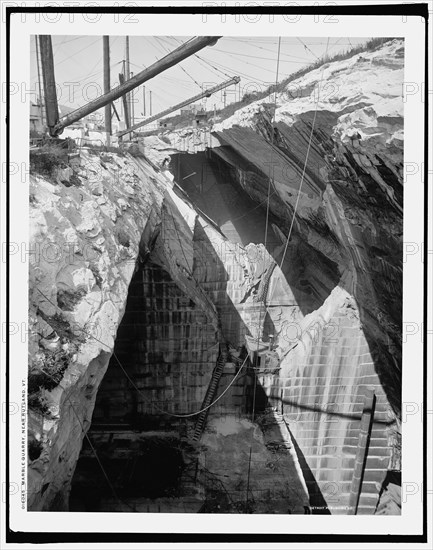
(30, 35, 372, 121)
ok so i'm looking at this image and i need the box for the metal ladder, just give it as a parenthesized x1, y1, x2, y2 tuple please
(253, 261, 277, 303)
(192, 346, 228, 442)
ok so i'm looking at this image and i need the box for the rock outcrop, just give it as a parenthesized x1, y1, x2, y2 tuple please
(28, 38, 403, 513)
(162, 38, 403, 512)
(207, 38, 404, 417)
(28, 150, 169, 509)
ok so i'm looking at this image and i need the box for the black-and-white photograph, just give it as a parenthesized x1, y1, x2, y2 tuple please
(2, 4, 429, 547)
(27, 33, 404, 516)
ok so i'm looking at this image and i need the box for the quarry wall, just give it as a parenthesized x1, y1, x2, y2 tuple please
(28, 39, 403, 513)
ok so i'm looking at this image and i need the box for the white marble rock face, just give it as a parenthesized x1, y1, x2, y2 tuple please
(28, 39, 403, 513)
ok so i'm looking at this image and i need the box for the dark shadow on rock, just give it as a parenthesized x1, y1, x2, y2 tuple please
(286, 425, 331, 515)
(191, 128, 402, 418)
(276, 396, 394, 426)
(173, 150, 340, 318)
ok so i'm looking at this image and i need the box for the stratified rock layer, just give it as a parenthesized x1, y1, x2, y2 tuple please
(28, 151, 168, 510)
(163, 38, 403, 512)
(28, 39, 403, 514)
(208, 39, 403, 417)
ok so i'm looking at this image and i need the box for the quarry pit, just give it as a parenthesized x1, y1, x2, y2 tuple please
(27, 38, 403, 515)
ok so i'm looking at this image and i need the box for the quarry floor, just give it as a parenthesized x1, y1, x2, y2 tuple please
(71, 414, 310, 513)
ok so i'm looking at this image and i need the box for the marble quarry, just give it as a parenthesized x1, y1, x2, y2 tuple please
(27, 39, 403, 514)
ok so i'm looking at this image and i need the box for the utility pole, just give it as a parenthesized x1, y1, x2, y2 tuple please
(39, 35, 59, 135)
(223, 89, 227, 108)
(143, 85, 146, 117)
(118, 72, 131, 138)
(130, 72, 135, 125)
(125, 37, 131, 127)
(103, 36, 111, 142)
(120, 60, 125, 121)
(53, 36, 221, 135)
(149, 90, 152, 116)
(117, 76, 240, 137)
(34, 35, 44, 127)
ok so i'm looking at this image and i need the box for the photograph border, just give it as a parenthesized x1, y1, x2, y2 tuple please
(5, 2, 429, 545)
